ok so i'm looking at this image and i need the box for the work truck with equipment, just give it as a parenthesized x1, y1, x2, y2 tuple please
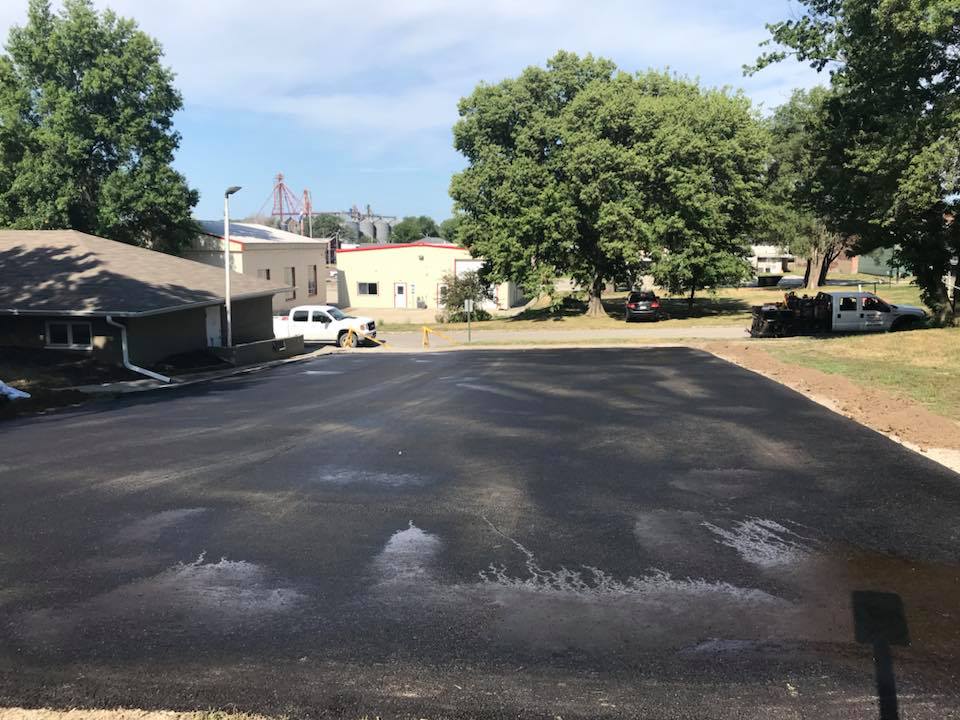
(749, 290, 926, 337)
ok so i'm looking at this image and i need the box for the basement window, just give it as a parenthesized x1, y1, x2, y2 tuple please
(358, 282, 379, 295)
(46, 321, 93, 350)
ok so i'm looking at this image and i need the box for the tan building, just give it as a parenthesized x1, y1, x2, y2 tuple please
(186, 221, 331, 312)
(335, 240, 524, 311)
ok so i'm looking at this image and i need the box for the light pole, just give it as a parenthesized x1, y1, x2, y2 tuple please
(223, 185, 242, 347)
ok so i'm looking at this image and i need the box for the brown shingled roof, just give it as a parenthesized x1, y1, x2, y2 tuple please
(0, 229, 287, 317)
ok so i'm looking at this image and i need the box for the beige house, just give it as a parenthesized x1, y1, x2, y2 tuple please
(185, 221, 331, 312)
(335, 240, 524, 311)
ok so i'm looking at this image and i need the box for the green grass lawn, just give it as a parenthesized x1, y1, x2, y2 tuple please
(379, 278, 927, 333)
(764, 327, 960, 421)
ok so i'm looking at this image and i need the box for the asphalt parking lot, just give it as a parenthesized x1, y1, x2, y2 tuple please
(1, 348, 959, 719)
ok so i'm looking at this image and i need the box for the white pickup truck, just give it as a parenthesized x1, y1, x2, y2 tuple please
(273, 305, 377, 347)
(750, 290, 927, 337)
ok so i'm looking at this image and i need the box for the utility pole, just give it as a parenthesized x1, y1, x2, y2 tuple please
(223, 185, 242, 347)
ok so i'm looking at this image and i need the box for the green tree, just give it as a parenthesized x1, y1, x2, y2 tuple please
(436, 270, 492, 322)
(765, 87, 854, 290)
(439, 215, 463, 243)
(0, 0, 198, 252)
(450, 53, 769, 316)
(652, 242, 751, 307)
(751, 0, 960, 320)
(308, 213, 346, 238)
(391, 215, 439, 242)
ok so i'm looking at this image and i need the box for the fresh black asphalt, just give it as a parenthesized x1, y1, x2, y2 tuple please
(1, 348, 959, 718)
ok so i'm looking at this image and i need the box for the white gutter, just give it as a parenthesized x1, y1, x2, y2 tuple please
(105, 315, 171, 383)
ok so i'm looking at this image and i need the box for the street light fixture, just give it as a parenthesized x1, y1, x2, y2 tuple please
(223, 186, 242, 348)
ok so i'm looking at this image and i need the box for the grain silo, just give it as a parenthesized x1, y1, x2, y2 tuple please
(342, 219, 360, 240)
(358, 218, 375, 240)
(374, 219, 391, 243)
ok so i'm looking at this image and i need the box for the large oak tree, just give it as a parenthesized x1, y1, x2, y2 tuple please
(752, 0, 960, 319)
(765, 87, 855, 290)
(0, 0, 198, 251)
(450, 52, 768, 315)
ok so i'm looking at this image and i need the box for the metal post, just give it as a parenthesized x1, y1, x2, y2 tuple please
(223, 186, 242, 348)
(468, 306, 472, 343)
(224, 195, 233, 348)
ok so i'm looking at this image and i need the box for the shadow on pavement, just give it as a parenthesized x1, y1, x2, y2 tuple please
(853, 590, 910, 720)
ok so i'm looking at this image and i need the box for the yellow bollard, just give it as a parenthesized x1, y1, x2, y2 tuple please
(420, 326, 458, 348)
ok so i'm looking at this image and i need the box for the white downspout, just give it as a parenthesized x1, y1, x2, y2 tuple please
(106, 315, 172, 383)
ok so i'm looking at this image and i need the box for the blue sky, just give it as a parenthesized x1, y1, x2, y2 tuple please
(0, 1, 822, 223)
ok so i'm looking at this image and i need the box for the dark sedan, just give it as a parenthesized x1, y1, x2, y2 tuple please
(625, 290, 662, 322)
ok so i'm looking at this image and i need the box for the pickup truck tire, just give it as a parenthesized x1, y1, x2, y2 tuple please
(337, 331, 358, 348)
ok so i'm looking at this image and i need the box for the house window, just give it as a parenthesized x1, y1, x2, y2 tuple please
(46, 321, 93, 350)
(307, 265, 318, 296)
(284, 267, 296, 300)
(358, 282, 379, 295)
(257, 268, 271, 280)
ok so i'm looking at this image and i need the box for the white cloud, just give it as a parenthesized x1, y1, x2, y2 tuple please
(0, 1, 825, 142)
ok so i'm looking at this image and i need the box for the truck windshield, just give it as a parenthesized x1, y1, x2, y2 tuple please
(327, 307, 347, 320)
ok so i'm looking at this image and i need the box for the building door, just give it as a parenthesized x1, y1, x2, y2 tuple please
(205, 306, 222, 347)
(394, 283, 406, 309)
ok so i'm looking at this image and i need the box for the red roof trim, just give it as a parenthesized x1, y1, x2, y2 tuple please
(337, 241, 465, 253)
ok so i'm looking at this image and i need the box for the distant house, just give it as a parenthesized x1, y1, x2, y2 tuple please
(749, 244, 794, 275)
(184, 221, 332, 312)
(0, 230, 294, 372)
(335, 239, 525, 311)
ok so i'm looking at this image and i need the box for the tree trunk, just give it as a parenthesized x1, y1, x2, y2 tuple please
(586, 277, 605, 317)
(820, 243, 846, 286)
(950, 267, 959, 317)
(802, 258, 812, 287)
(817, 258, 831, 286)
(805, 250, 826, 291)
(687, 285, 696, 309)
